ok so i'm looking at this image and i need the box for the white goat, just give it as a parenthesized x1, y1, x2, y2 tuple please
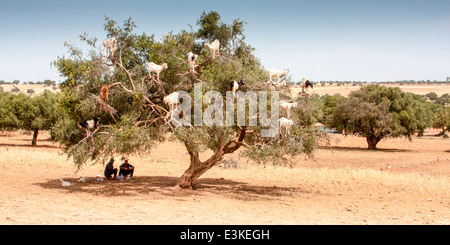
(164, 92, 180, 120)
(205, 39, 220, 58)
(59, 179, 71, 187)
(278, 117, 294, 136)
(279, 100, 297, 118)
(103, 37, 116, 58)
(267, 68, 289, 81)
(147, 62, 168, 81)
(187, 52, 198, 73)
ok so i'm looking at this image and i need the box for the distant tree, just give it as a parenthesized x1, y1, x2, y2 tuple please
(12, 80, 20, 85)
(26, 89, 35, 94)
(327, 85, 434, 150)
(11, 87, 20, 93)
(425, 92, 438, 101)
(0, 80, 5, 85)
(435, 93, 450, 106)
(432, 106, 450, 136)
(0, 91, 60, 146)
(0, 94, 20, 131)
(43, 79, 56, 86)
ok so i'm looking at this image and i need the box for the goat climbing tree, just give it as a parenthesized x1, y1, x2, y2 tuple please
(53, 12, 320, 189)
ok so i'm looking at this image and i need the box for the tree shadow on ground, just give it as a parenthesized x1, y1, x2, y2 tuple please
(320, 146, 412, 153)
(35, 175, 313, 201)
(0, 143, 60, 149)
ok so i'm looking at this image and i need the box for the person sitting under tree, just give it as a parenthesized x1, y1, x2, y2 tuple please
(104, 157, 118, 180)
(119, 159, 134, 179)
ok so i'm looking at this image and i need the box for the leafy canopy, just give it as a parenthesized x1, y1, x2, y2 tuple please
(326, 84, 434, 149)
(52, 12, 319, 171)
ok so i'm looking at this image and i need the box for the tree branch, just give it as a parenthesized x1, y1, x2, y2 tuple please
(223, 126, 247, 154)
(109, 82, 133, 94)
(111, 48, 136, 91)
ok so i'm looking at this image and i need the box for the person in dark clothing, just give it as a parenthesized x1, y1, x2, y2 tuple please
(104, 158, 118, 179)
(119, 159, 134, 179)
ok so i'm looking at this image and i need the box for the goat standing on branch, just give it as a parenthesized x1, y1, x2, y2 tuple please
(100, 85, 109, 103)
(301, 77, 314, 95)
(204, 39, 220, 58)
(279, 117, 294, 136)
(78, 117, 100, 137)
(267, 68, 289, 82)
(163, 91, 180, 120)
(187, 52, 198, 73)
(147, 62, 168, 82)
(103, 37, 116, 58)
(279, 100, 297, 118)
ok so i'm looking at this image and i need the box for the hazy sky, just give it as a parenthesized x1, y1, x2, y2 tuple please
(1, 0, 449, 83)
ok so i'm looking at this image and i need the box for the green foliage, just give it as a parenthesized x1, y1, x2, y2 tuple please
(326, 85, 435, 149)
(0, 91, 61, 145)
(294, 95, 323, 128)
(0, 93, 20, 130)
(241, 126, 318, 166)
(425, 92, 438, 101)
(432, 106, 450, 135)
(434, 93, 450, 106)
(196, 11, 245, 49)
(321, 94, 345, 125)
(52, 12, 319, 170)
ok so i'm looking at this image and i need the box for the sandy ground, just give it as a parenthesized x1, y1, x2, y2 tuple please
(0, 129, 448, 225)
(291, 83, 450, 97)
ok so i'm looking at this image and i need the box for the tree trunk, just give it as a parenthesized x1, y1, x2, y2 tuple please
(31, 129, 39, 147)
(176, 148, 224, 189)
(176, 127, 247, 189)
(366, 134, 381, 150)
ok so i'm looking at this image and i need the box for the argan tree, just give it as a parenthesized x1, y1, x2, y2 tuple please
(433, 106, 450, 136)
(52, 12, 319, 189)
(0, 91, 60, 146)
(326, 84, 433, 150)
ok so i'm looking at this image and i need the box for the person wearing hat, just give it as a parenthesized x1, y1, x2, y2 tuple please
(119, 159, 135, 179)
(104, 158, 118, 180)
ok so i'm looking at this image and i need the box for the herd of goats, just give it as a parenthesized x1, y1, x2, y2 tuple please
(77, 37, 315, 137)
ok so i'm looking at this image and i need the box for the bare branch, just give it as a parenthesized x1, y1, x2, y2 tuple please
(223, 126, 247, 154)
(111, 48, 136, 91)
(109, 82, 133, 94)
(92, 94, 119, 125)
(73, 126, 102, 149)
(170, 54, 187, 64)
